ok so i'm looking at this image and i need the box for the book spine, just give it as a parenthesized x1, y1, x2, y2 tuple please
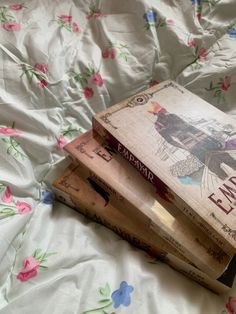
(92, 118, 234, 256)
(67, 154, 152, 229)
(66, 133, 233, 279)
(52, 173, 182, 259)
(52, 185, 165, 258)
(67, 154, 200, 263)
(53, 185, 229, 294)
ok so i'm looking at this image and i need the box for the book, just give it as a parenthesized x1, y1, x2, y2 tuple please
(52, 163, 234, 294)
(93, 80, 236, 255)
(64, 130, 233, 279)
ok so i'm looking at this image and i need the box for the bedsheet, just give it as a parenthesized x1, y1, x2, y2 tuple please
(0, 0, 236, 313)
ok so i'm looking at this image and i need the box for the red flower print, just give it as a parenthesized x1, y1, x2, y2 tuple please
(150, 80, 159, 87)
(197, 13, 202, 20)
(205, 76, 231, 103)
(17, 256, 40, 282)
(60, 15, 72, 23)
(2, 186, 13, 203)
(221, 76, 231, 92)
(92, 73, 104, 87)
(225, 296, 236, 314)
(16, 201, 32, 215)
(9, 4, 23, 11)
(198, 47, 208, 60)
(187, 39, 196, 48)
(38, 79, 48, 88)
(0, 127, 20, 137)
(102, 49, 110, 59)
(83, 86, 94, 99)
(72, 21, 80, 33)
(34, 63, 48, 74)
(3, 22, 21, 32)
(56, 134, 68, 150)
(111, 48, 117, 59)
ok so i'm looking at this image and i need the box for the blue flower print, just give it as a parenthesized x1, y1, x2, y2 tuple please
(111, 281, 134, 309)
(191, 0, 201, 4)
(143, 10, 157, 23)
(144, 10, 167, 30)
(82, 282, 134, 313)
(228, 27, 236, 39)
(42, 190, 53, 204)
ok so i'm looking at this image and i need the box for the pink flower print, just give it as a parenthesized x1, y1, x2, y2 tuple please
(72, 21, 80, 33)
(2, 186, 13, 203)
(111, 48, 117, 59)
(16, 201, 32, 215)
(102, 49, 110, 59)
(167, 19, 175, 25)
(225, 296, 236, 314)
(83, 86, 94, 99)
(38, 79, 48, 88)
(102, 42, 129, 61)
(86, 4, 106, 20)
(198, 47, 208, 60)
(187, 39, 196, 48)
(221, 76, 231, 92)
(3, 22, 21, 32)
(9, 4, 23, 11)
(60, 15, 72, 23)
(86, 12, 104, 20)
(34, 63, 48, 74)
(0, 127, 20, 137)
(56, 134, 68, 150)
(93, 13, 103, 18)
(92, 73, 104, 87)
(17, 256, 40, 282)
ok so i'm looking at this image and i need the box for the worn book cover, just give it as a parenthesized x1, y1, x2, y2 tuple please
(64, 130, 233, 279)
(52, 164, 233, 294)
(93, 80, 236, 255)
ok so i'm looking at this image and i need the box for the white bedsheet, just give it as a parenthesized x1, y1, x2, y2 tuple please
(0, 0, 236, 313)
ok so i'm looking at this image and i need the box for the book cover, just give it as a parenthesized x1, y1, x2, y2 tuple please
(93, 80, 236, 255)
(64, 130, 233, 279)
(52, 164, 232, 294)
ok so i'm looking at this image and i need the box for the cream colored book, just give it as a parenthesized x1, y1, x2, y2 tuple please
(52, 164, 234, 294)
(93, 80, 236, 255)
(64, 130, 233, 279)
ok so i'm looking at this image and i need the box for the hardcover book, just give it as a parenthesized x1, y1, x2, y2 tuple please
(64, 130, 233, 279)
(93, 80, 236, 255)
(52, 164, 234, 294)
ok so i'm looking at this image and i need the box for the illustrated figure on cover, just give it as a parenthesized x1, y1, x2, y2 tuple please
(148, 101, 236, 182)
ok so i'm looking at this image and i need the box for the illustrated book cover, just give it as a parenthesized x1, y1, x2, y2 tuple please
(93, 80, 236, 255)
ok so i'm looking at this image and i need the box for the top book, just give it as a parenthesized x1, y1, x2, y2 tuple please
(93, 80, 236, 254)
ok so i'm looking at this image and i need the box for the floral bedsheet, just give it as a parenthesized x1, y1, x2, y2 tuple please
(0, 0, 236, 313)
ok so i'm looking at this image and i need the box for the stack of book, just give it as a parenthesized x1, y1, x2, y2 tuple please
(53, 80, 236, 294)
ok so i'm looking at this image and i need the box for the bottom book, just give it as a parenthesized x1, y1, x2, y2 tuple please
(52, 163, 235, 294)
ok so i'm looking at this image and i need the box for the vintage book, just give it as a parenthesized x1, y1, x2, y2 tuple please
(52, 164, 235, 294)
(93, 80, 236, 255)
(64, 129, 233, 279)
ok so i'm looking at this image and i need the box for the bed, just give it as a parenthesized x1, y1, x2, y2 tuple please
(0, 0, 236, 313)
